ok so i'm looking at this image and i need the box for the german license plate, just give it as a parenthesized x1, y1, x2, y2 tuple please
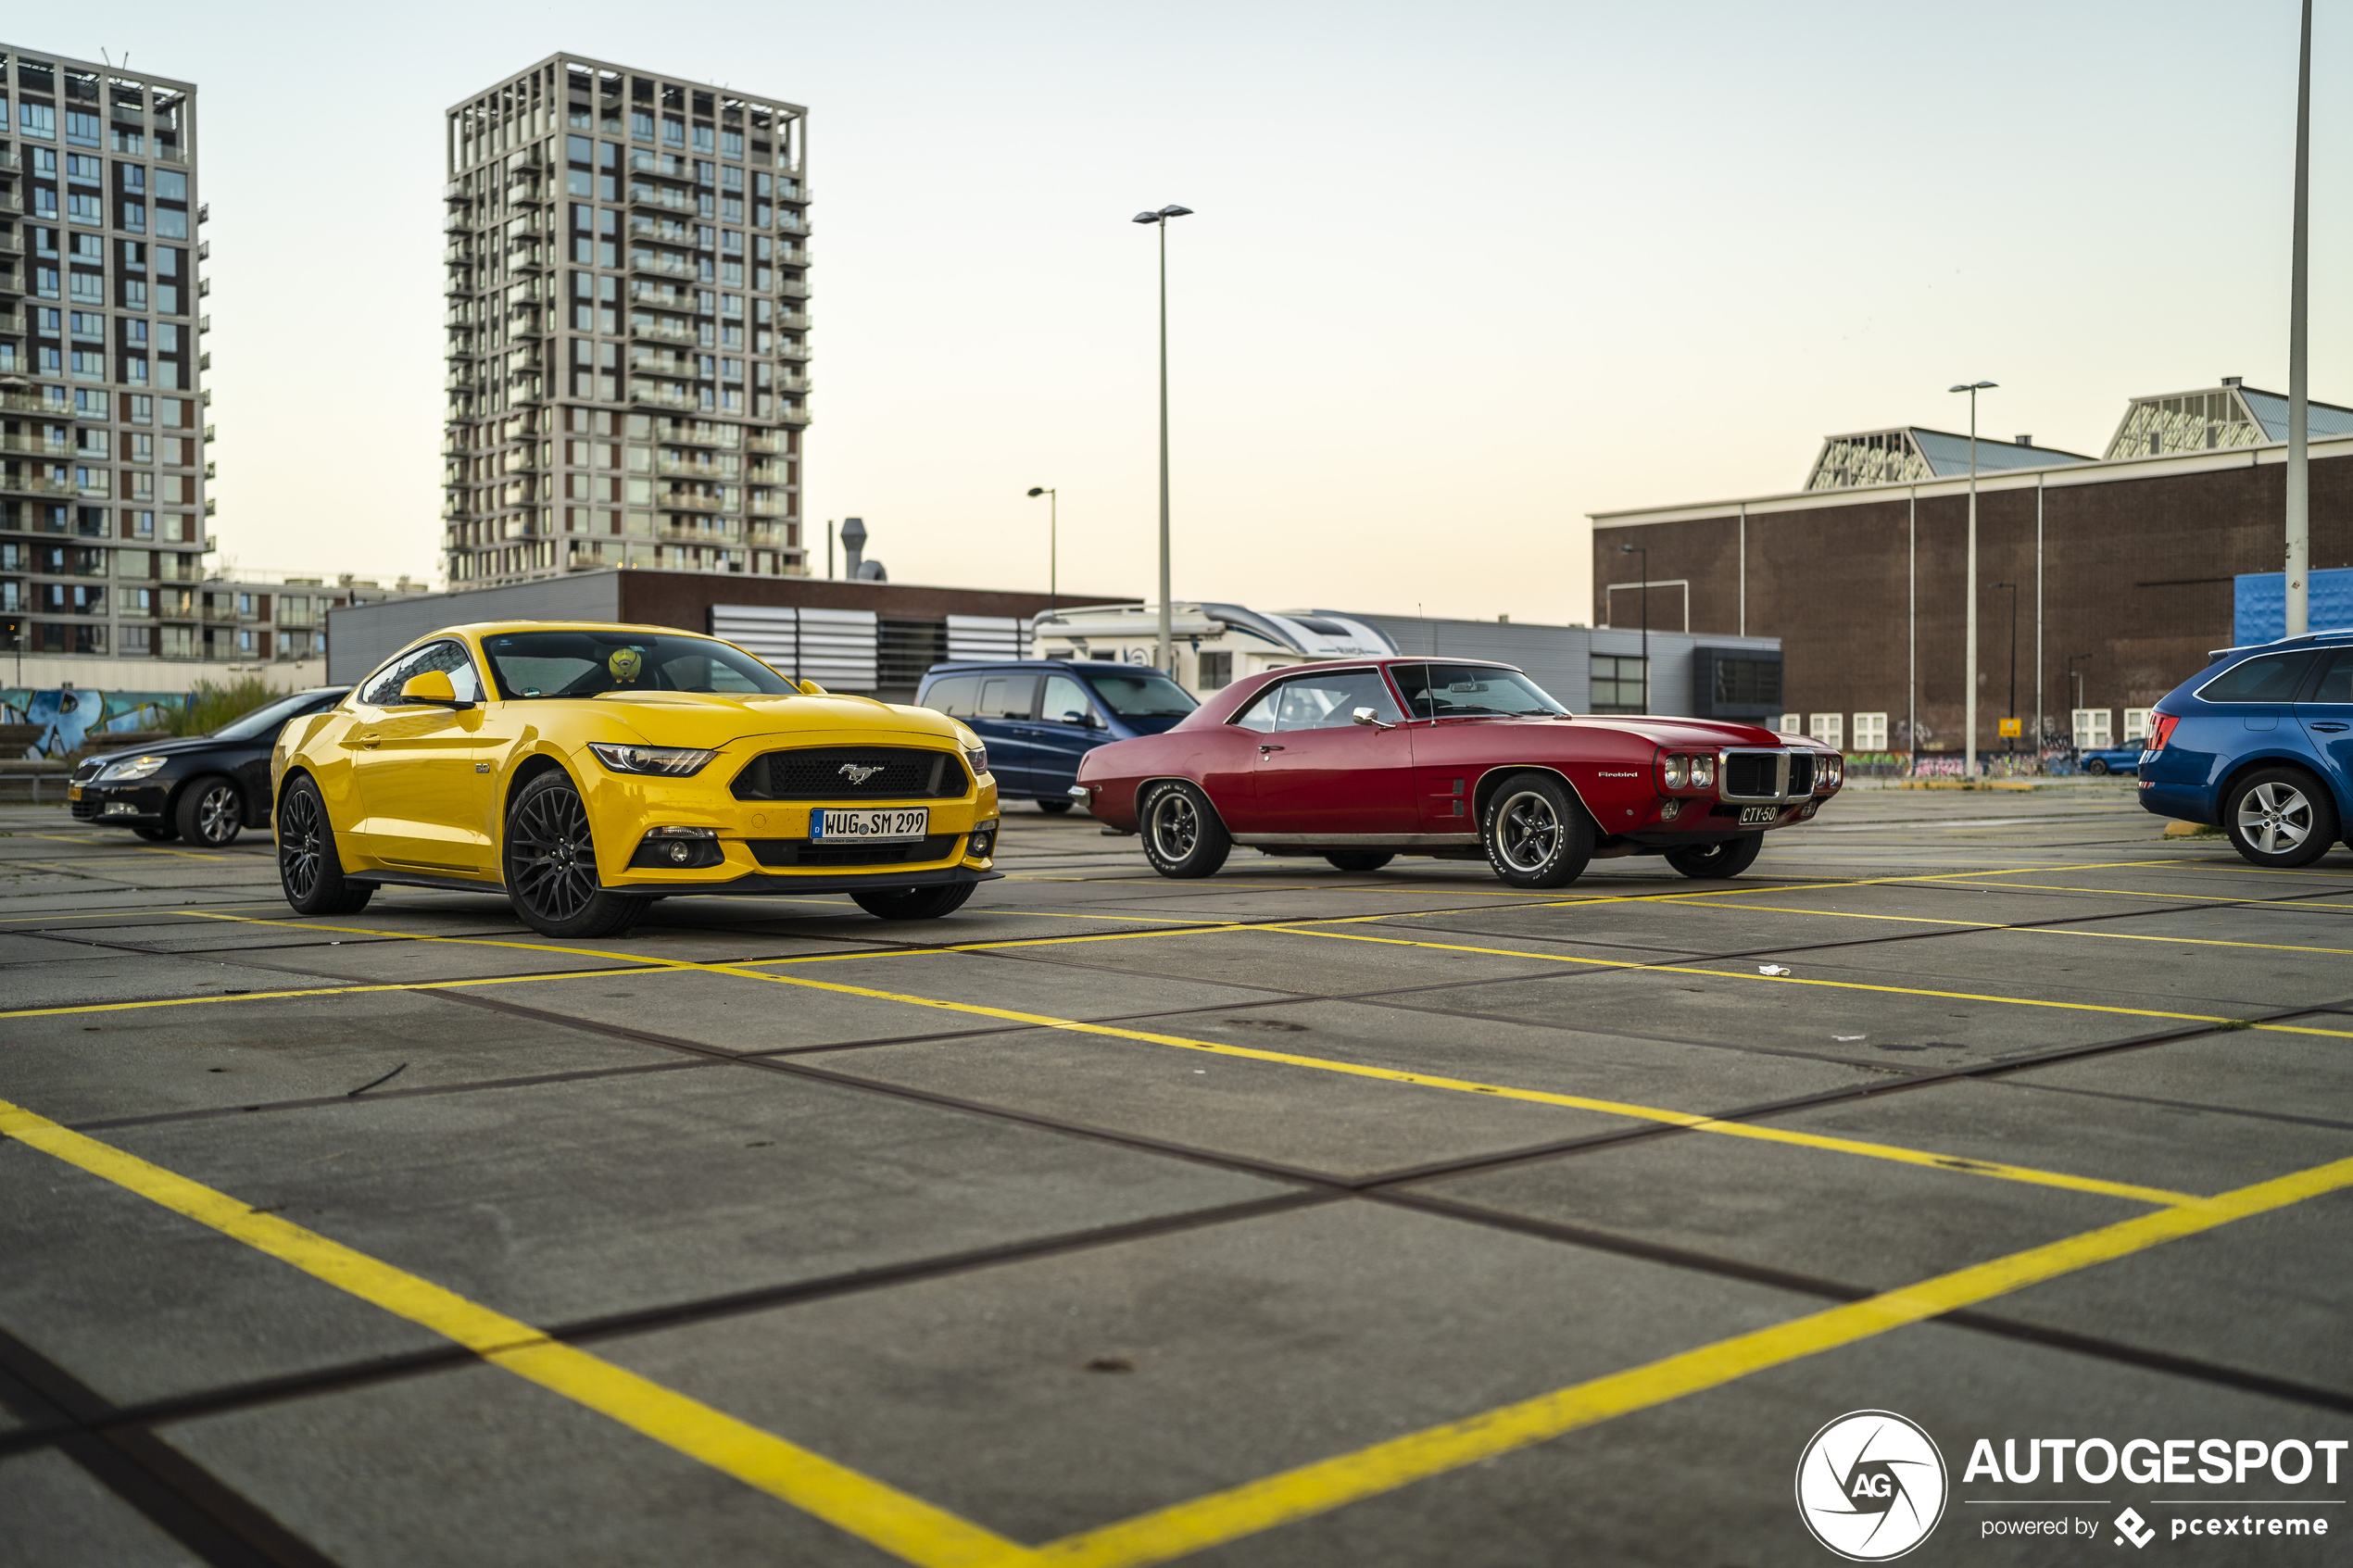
(812, 807, 929, 842)
(1739, 804, 1780, 825)
(67, 785, 83, 801)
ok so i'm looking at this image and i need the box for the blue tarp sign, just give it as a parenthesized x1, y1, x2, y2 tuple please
(2233, 567, 2353, 645)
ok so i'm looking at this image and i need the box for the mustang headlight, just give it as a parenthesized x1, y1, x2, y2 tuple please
(1692, 754, 1717, 789)
(588, 743, 717, 777)
(98, 755, 170, 783)
(964, 744, 988, 779)
(1662, 754, 1689, 789)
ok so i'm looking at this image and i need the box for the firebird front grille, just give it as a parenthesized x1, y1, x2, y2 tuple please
(731, 746, 968, 801)
(1721, 750, 1784, 801)
(1787, 751, 1817, 795)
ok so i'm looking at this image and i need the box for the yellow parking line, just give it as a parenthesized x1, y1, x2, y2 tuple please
(1914, 879, 2353, 912)
(1274, 926, 2353, 1042)
(135, 846, 233, 859)
(6, 1087, 2339, 1568)
(0, 1097, 1032, 1568)
(1633, 900, 2353, 959)
(1032, 1154, 2353, 1568)
(712, 962, 2196, 1205)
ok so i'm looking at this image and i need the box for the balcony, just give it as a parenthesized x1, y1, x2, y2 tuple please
(628, 381, 694, 410)
(629, 252, 698, 282)
(745, 431, 787, 454)
(628, 215, 694, 246)
(629, 185, 696, 215)
(158, 145, 187, 166)
(0, 150, 18, 171)
(745, 522, 795, 548)
(629, 349, 690, 378)
(775, 211, 805, 233)
(657, 452, 740, 477)
(1, 474, 77, 499)
(777, 277, 810, 300)
(632, 319, 697, 345)
(776, 404, 812, 425)
(774, 371, 809, 394)
(658, 490, 726, 513)
(628, 281, 693, 308)
(655, 521, 739, 544)
(0, 434, 70, 458)
(2, 390, 63, 415)
(747, 494, 786, 516)
(776, 337, 812, 360)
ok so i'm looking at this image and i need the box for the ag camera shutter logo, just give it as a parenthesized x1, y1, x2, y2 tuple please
(1795, 1410, 1949, 1561)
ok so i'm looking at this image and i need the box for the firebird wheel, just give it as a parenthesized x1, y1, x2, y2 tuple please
(1481, 772, 1592, 889)
(503, 771, 648, 938)
(1665, 834, 1763, 880)
(2225, 767, 2338, 869)
(1139, 781, 1231, 879)
(276, 776, 373, 916)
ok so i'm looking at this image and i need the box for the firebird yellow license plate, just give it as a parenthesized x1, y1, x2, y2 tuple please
(812, 807, 929, 842)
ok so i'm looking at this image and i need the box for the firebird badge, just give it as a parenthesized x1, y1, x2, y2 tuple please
(1598, 771, 1640, 777)
(838, 763, 885, 784)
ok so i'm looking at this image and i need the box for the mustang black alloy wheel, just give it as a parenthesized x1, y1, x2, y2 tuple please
(1480, 771, 1592, 889)
(2223, 766, 2339, 869)
(276, 776, 373, 916)
(851, 884, 976, 920)
(1664, 834, 1763, 880)
(177, 775, 244, 847)
(503, 771, 647, 937)
(1139, 781, 1231, 879)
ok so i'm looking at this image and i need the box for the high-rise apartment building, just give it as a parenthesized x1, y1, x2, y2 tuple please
(0, 46, 225, 664)
(443, 55, 811, 587)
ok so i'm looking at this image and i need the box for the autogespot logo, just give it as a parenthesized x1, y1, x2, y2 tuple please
(1796, 1411, 1950, 1562)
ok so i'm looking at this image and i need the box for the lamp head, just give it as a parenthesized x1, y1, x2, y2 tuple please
(1026, 487, 1047, 497)
(1157, 205, 1194, 219)
(1948, 380, 1997, 393)
(1618, 542, 1640, 554)
(1131, 211, 1162, 224)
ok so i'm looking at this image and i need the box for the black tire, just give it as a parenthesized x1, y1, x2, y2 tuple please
(175, 774, 244, 847)
(2223, 766, 2339, 869)
(277, 775, 373, 916)
(1139, 781, 1231, 879)
(851, 883, 976, 920)
(502, 771, 648, 938)
(1325, 851, 1394, 872)
(132, 824, 178, 841)
(1664, 834, 1764, 880)
(1480, 771, 1593, 889)
(2085, 758, 2110, 775)
(1037, 798, 1074, 815)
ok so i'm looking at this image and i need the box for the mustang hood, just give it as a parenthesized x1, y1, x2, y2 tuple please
(586, 690, 967, 750)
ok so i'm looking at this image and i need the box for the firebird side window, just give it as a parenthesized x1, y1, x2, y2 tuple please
(1392, 663, 1568, 720)
(1252, 669, 1403, 732)
(359, 641, 482, 707)
(1231, 687, 1280, 734)
(2196, 652, 2316, 704)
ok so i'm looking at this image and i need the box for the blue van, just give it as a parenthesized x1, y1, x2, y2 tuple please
(916, 659, 1199, 809)
(2139, 629, 2353, 866)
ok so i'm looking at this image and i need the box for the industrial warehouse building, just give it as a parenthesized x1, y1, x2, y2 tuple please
(1591, 380, 2353, 757)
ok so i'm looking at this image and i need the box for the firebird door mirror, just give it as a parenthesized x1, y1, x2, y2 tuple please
(398, 670, 476, 711)
(1353, 707, 1397, 732)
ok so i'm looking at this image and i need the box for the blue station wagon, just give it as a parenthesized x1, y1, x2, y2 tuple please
(2139, 630, 2353, 866)
(916, 659, 1200, 809)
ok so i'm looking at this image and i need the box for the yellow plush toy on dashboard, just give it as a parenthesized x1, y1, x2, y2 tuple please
(607, 646, 644, 684)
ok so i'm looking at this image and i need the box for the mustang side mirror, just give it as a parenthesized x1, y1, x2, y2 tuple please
(399, 671, 476, 710)
(1353, 707, 1396, 731)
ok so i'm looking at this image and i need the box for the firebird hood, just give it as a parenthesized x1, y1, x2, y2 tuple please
(1566, 715, 1798, 748)
(583, 691, 969, 750)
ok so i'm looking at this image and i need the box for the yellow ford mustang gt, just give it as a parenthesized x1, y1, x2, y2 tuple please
(270, 621, 1000, 936)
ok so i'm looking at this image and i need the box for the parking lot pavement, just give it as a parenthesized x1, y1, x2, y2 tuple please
(4, 783, 2350, 1566)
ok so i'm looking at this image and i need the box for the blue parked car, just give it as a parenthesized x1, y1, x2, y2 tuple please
(915, 659, 1200, 810)
(2078, 741, 2148, 775)
(2140, 629, 2353, 866)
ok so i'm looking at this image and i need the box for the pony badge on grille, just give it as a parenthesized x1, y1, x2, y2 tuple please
(838, 762, 885, 784)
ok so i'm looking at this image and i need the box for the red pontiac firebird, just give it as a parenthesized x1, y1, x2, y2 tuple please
(1070, 659, 1843, 887)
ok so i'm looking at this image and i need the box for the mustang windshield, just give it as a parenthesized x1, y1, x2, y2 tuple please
(1391, 663, 1570, 720)
(483, 630, 797, 699)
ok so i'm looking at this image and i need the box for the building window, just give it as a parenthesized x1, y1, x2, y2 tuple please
(1197, 651, 1233, 690)
(2121, 708, 2154, 743)
(1806, 713, 1843, 749)
(2072, 709, 2113, 750)
(1851, 712, 1889, 751)
(1589, 655, 1648, 714)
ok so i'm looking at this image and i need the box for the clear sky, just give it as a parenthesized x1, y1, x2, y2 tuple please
(48, 1, 2342, 621)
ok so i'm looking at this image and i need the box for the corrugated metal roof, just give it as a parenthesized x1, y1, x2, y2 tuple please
(1908, 428, 2093, 478)
(2233, 387, 2353, 442)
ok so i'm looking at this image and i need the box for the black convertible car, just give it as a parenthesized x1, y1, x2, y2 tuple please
(69, 686, 350, 847)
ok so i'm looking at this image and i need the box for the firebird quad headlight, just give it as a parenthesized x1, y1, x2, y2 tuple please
(1818, 753, 1843, 788)
(588, 743, 717, 777)
(1691, 753, 1717, 789)
(1662, 754, 1689, 789)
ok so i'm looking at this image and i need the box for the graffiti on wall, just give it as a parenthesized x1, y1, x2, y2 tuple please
(0, 689, 185, 759)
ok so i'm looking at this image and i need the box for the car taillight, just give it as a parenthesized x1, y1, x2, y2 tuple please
(2146, 713, 2181, 752)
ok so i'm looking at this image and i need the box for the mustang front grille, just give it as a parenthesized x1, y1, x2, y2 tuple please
(749, 834, 961, 868)
(731, 746, 969, 801)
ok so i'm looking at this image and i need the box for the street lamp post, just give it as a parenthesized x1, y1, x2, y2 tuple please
(1131, 204, 1194, 674)
(1992, 581, 2018, 755)
(2287, 0, 2314, 636)
(1949, 381, 1996, 777)
(1026, 486, 1058, 616)
(2066, 653, 2092, 748)
(1618, 542, 1649, 712)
